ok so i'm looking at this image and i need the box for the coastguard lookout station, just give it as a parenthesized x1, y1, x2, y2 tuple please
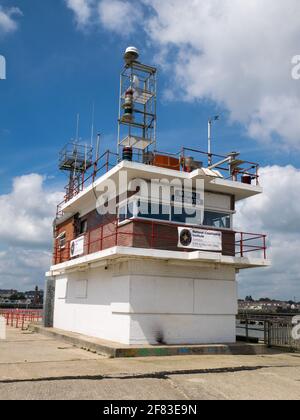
(45, 47, 270, 346)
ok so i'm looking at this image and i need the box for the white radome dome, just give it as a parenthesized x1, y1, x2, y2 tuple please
(124, 46, 139, 64)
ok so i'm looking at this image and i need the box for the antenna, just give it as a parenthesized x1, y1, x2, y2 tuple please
(96, 133, 101, 161)
(118, 47, 157, 159)
(76, 113, 80, 143)
(208, 115, 220, 166)
(90, 103, 95, 148)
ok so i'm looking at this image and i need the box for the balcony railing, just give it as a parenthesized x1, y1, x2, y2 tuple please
(235, 232, 267, 259)
(56, 147, 260, 218)
(53, 219, 267, 265)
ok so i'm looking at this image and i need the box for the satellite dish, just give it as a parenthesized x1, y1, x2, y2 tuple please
(124, 46, 139, 64)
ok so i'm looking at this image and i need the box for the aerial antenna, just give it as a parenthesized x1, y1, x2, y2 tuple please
(90, 102, 95, 148)
(96, 133, 101, 161)
(208, 115, 220, 166)
(76, 113, 80, 143)
(117, 46, 157, 159)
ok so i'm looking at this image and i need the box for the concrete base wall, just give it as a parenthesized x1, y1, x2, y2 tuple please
(53, 259, 237, 345)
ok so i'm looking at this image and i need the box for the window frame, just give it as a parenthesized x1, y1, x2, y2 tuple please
(79, 219, 88, 235)
(117, 197, 234, 230)
(57, 231, 66, 250)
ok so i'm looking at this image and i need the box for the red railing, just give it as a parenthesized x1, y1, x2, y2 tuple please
(0, 309, 43, 330)
(54, 218, 267, 265)
(56, 147, 260, 218)
(181, 147, 260, 186)
(235, 232, 267, 259)
(57, 150, 118, 217)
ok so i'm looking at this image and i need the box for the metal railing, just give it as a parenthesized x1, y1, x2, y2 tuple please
(57, 150, 118, 217)
(56, 147, 260, 218)
(237, 315, 300, 352)
(53, 218, 268, 265)
(181, 147, 260, 185)
(0, 309, 43, 330)
(235, 232, 267, 259)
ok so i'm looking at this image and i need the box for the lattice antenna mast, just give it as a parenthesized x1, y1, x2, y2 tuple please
(59, 116, 94, 200)
(117, 47, 157, 159)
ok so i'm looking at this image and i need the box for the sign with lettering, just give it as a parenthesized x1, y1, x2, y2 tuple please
(70, 236, 85, 258)
(178, 228, 222, 251)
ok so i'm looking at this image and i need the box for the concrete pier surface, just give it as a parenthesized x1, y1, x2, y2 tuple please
(0, 327, 300, 400)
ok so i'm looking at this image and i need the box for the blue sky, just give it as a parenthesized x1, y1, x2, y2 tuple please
(0, 0, 300, 299)
(1, 0, 298, 193)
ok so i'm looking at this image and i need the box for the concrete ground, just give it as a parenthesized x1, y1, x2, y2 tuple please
(0, 327, 300, 400)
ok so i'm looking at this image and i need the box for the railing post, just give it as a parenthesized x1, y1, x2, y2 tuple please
(115, 221, 118, 247)
(101, 225, 104, 251)
(240, 232, 244, 257)
(93, 162, 98, 182)
(267, 321, 272, 348)
(245, 317, 249, 342)
(106, 151, 109, 173)
(264, 320, 267, 345)
(151, 221, 155, 249)
(263, 235, 267, 259)
(87, 231, 90, 255)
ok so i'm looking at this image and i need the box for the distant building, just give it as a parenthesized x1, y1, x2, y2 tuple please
(238, 299, 300, 313)
(24, 287, 44, 305)
(0, 290, 17, 299)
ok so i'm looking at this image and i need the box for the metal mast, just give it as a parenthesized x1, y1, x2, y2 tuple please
(59, 141, 93, 201)
(117, 47, 157, 160)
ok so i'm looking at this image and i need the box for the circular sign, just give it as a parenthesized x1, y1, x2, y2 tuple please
(180, 229, 192, 247)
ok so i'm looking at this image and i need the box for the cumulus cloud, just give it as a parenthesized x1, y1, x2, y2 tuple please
(142, 0, 300, 148)
(0, 169, 297, 297)
(0, 248, 52, 290)
(0, 174, 63, 290)
(98, 0, 142, 35)
(0, 174, 63, 247)
(65, 0, 141, 33)
(235, 166, 300, 300)
(65, 0, 94, 27)
(66, 0, 300, 149)
(0, 5, 22, 35)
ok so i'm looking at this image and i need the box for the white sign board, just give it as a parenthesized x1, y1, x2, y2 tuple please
(0, 316, 6, 340)
(70, 236, 85, 258)
(178, 228, 222, 251)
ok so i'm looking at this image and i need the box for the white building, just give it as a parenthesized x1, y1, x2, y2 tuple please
(45, 48, 270, 346)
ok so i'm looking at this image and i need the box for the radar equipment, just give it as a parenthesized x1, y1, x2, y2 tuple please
(118, 47, 157, 160)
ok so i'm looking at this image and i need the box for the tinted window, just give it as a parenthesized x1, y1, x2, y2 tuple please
(203, 212, 231, 229)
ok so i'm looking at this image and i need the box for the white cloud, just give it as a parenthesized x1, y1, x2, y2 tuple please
(0, 174, 63, 290)
(235, 166, 300, 300)
(65, 0, 94, 27)
(65, 0, 141, 33)
(69, 0, 300, 149)
(0, 169, 298, 298)
(0, 248, 51, 291)
(0, 174, 63, 247)
(141, 0, 300, 149)
(0, 5, 22, 35)
(98, 0, 142, 35)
